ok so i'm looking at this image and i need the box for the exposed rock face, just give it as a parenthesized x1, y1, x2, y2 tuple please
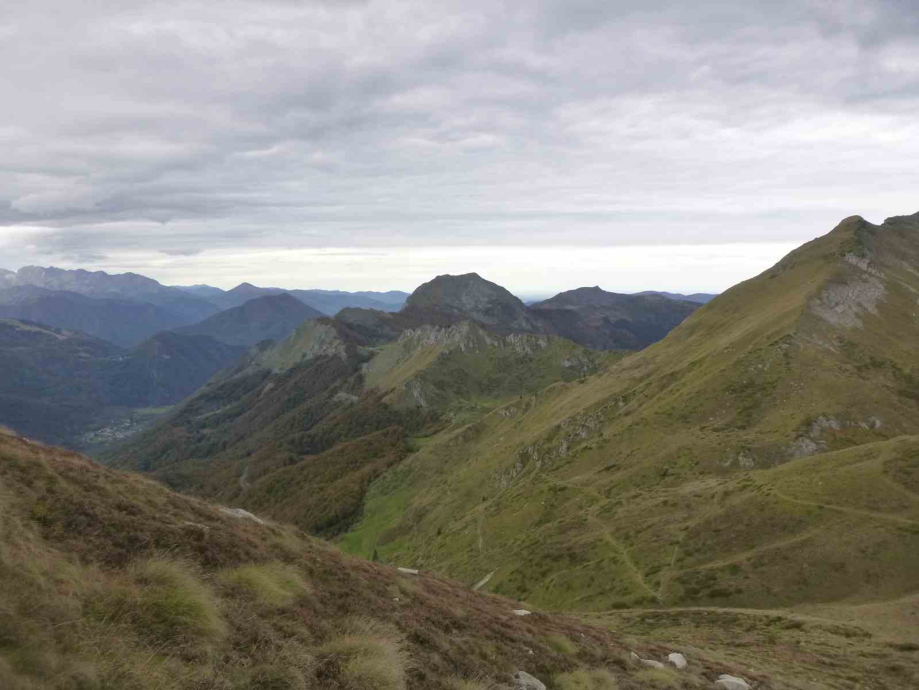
(811, 252, 886, 329)
(257, 320, 348, 371)
(513, 670, 546, 690)
(398, 322, 550, 357)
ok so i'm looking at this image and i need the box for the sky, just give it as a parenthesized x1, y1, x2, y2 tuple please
(1, 0, 917, 294)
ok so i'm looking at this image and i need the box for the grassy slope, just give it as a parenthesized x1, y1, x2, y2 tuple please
(341, 214, 919, 615)
(0, 430, 789, 690)
(110, 319, 611, 541)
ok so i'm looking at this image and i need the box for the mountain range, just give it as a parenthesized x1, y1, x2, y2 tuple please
(108, 212, 919, 639)
(3, 212, 919, 689)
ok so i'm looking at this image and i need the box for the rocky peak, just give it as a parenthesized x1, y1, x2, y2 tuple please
(405, 273, 547, 334)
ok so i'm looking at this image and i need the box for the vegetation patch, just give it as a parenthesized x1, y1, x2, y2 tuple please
(319, 618, 411, 690)
(219, 562, 309, 608)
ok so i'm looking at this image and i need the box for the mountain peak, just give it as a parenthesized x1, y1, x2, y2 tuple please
(405, 273, 545, 334)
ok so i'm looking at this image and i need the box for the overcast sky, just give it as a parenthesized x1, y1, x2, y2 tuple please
(1, 0, 917, 293)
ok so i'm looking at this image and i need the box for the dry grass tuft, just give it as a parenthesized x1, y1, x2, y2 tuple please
(124, 556, 226, 646)
(633, 666, 680, 688)
(320, 617, 411, 690)
(546, 633, 578, 655)
(219, 562, 310, 608)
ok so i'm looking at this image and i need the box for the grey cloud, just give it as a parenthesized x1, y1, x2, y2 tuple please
(0, 0, 917, 286)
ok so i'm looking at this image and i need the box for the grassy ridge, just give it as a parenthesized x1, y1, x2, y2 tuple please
(341, 214, 919, 614)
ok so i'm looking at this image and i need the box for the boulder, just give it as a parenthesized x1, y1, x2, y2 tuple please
(218, 507, 265, 524)
(513, 609, 532, 617)
(397, 567, 419, 575)
(668, 653, 688, 669)
(715, 675, 751, 690)
(513, 670, 546, 690)
(631, 651, 665, 669)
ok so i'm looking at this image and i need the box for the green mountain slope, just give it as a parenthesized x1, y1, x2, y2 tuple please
(6, 429, 781, 690)
(108, 307, 608, 540)
(340, 213, 919, 612)
(175, 293, 322, 347)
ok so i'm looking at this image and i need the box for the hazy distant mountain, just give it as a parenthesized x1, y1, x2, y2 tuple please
(206, 282, 407, 315)
(0, 317, 244, 447)
(531, 286, 699, 350)
(174, 284, 227, 300)
(176, 294, 323, 347)
(110, 331, 246, 408)
(0, 318, 123, 445)
(636, 290, 717, 304)
(0, 286, 195, 348)
(5, 266, 218, 323)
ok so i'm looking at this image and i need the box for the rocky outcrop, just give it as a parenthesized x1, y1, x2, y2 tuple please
(811, 253, 886, 329)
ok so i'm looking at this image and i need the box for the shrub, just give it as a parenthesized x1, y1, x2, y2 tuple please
(555, 667, 618, 689)
(319, 618, 411, 690)
(219, 562, 309, 608)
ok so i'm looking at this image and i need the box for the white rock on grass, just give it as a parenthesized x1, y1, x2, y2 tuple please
(513, 609, 532, 616)
(218, 507, 265, 524)
(513, 670, 546, 690)
(668, 652, 688, 669)
(715, 674, 752, 690)
(630, 651, 664, 669)
(397, 567, 419, 575)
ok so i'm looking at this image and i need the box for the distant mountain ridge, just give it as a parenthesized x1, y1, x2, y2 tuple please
(0, 285, 199, 348)
(175, 293, 323, 347)
(636, 290, 717, 304)
(0, 318, 244, 447)
(532, 286, 700, 350)
(205, 282, 409, 315)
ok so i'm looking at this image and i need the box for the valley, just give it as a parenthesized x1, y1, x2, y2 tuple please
(3, 213, 919, 689)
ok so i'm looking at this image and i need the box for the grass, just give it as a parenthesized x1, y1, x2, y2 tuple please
(5, 431, 771, 690)
(125, 556, 227, 646)
(219, 562, 310, 608)
(320, 618, 411, 690)
(555, 668, 619, 689)
(547, 633, 578, 655)
(338, 215, 919, 616)
(633, 667, 680, 688)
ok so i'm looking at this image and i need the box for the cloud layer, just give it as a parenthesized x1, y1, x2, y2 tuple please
(1, 0, 917, 289)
